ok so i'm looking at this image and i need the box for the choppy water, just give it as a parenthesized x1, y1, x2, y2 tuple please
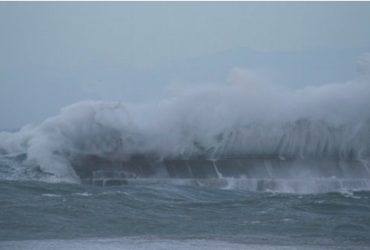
(1, 180, 370, 249)
(1, 54, 370, 249)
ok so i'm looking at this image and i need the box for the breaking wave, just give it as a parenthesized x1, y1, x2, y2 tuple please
(1, 54, 370, 193)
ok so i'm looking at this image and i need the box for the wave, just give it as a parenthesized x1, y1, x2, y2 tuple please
(1, 54, 370, 191)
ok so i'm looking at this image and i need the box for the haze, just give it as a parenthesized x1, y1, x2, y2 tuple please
(1, 2, 370, 129)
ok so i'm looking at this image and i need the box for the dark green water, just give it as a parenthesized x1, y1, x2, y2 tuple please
(1, 180, 370, 249)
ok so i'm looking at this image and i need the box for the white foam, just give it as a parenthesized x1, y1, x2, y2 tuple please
(0, 237, 366, 250)
(41, 193, 62, 198)
(71, 192, 92, 197)
(0, 54, 370, 183)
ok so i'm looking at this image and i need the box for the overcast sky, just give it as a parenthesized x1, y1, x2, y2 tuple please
(2, 2, 370, 67)
(1, 2, 370, 129)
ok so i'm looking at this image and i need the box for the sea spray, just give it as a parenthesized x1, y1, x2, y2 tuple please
(0, 55, 370, 184)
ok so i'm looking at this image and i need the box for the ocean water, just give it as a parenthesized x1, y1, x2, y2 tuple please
(1, 179, 370, 249)
(1, 55, 370, 249)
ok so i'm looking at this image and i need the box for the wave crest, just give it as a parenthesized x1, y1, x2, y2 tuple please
(1, 62, 370, 186)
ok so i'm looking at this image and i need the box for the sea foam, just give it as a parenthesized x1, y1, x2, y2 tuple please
(0, 54, 370, 184)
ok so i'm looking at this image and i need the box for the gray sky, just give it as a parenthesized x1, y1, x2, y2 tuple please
(1, 2, 370, 67)
(1, 2, 370, 129)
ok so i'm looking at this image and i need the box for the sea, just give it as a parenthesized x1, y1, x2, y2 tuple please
(0, 178, 370, 249)
(1, 70, 370, 249)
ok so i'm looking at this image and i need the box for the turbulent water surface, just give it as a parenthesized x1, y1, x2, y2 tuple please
(1, 180, 370, 249)
(1, 56, 370, 249)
